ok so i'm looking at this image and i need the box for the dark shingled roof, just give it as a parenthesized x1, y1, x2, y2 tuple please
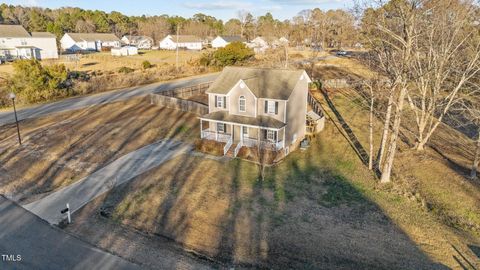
(200, 111, 286, 129)
(206, 66, 306, 100)
(219, 35, 246, 42)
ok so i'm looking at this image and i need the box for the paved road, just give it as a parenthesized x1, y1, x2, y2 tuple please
(0, 195, 141, 270)
(0, 73, 218, 126)
(24, 140, 192, 224)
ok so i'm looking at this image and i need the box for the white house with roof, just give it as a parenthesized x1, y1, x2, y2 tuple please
(121, 35, 154, 49)
(0, 24, 58, 60)
(60, 33, 121, 52)
(199, 67, 313, 157)
(159, 35, 203, 50)
(211, 35, 247, 49)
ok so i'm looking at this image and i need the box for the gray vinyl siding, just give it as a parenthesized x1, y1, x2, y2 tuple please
(285, 75, 308, 147)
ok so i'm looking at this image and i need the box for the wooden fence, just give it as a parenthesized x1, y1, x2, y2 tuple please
(159, 82, 212, 98)
(150, 82, 212, 115)
(322, 79, 350, 89)
(308, 90, 325, 118)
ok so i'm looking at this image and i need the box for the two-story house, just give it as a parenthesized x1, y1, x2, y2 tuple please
(0, 25, 58, 60)
(199, 67, 311, 157)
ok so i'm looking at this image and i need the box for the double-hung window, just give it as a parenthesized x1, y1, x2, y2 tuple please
(217, 123, 226, 133)
(266, 130, 277, 142)
(216, 96, 224, 108)
(265, 100, 278, 115)
(239, 96, 246, 112)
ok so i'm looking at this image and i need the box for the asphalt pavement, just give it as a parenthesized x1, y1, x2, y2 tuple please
(0, 195, 142, 270)
(0, 73, 218, 126)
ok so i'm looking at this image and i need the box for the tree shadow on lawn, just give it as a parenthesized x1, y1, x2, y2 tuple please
(0, 100, 198, 202)
(79, 132, 449, 270)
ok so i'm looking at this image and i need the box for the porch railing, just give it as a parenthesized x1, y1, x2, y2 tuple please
(224, 137, 233, 155)
(242, 137, 284, 150)
(201, 130, 231, 143)
(234, 141, 243, 157)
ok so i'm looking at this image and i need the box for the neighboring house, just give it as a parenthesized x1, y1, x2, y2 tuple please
(211, 35, 246, 48)
(121, 35, 154, 49)
(247, 36, 270, 53)
(199, 67, 312, 157)
(247, 36, 290, 53)
(0, 24, 58, 60)
(111, 46, 138, 56)
(274, 37, 289, 47)
(60, 33, 121, 52)
(159, 35, 203, 50)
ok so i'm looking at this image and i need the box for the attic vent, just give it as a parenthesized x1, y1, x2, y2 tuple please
(240, 82, 245, 88)
(300, 75, 304, 80)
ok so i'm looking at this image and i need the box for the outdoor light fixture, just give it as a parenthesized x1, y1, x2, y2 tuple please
(8, 92, 22, 146)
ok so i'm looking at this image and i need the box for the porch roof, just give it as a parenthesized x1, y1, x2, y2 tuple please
(200, 111, 286, 129)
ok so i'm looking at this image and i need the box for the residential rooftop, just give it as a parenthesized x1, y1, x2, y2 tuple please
(206, 66, 308, 100)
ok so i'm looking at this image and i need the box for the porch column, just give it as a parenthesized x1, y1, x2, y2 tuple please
(231, 124, 233, 141)
(282, 127, 286, 149)
(200, 119, 203, 138)
(216, 122, 218, 141)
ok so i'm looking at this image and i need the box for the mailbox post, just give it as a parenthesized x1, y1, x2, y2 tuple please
(60, 203, 71, 224)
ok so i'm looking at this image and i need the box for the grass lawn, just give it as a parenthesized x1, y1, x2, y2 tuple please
(68, 115, 479, 269)
(0, 97, 199, 202)
(0, 50, 205, 77)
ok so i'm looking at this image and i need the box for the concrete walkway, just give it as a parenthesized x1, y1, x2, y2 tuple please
(24, 140, 191, 224)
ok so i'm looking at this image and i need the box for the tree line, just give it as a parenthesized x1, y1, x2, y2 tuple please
(0, 4, 359, 47)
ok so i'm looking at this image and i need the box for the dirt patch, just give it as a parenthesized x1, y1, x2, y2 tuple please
(0, 98, 199, 202)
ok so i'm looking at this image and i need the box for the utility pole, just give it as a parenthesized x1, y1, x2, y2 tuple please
(175, 24, 179, 72)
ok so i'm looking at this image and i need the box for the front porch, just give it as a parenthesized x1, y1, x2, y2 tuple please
(199, 119, 285, 157)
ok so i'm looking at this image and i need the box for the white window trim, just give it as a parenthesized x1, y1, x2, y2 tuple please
(267, 100, 276, 114)
(239, 96, 246, 112)
(267, 130, 276, 142)
(242, 126, 248, 136)
(217, 123, 225, 133)
(216, 96, 223, 108)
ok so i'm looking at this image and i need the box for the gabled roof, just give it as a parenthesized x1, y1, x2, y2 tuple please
(0, 24, 31, 38)
(166, 35, 202, 43)
(217, 35, 246, 43)
(206, 67, 308, 100)
(66, 33, 120, 42)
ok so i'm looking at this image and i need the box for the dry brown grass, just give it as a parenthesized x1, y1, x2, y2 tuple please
(0, 97, 199, 202)
(74, 124, 463, 269)
(0, 50, 204, 77)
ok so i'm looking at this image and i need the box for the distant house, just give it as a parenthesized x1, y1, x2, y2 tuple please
(247, 36, 270, 53)
(211, 35, 246, 49)
(60, 33, 121, 52)
(274, 37, 289, 47)
(121, 35, 154, 49)
(0, 24, 58, 60)
(159, 35, 203, 50)
(111, 46, 138, 56)
(200, 67, 312, 158)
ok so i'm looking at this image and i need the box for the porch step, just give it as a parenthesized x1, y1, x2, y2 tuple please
(225, 143, 237, 158)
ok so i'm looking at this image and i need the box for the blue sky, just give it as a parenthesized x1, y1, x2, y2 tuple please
(4, 0, 353, 21)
